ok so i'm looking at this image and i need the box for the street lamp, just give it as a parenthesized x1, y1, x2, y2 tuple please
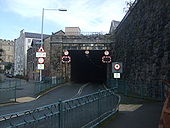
(40, 8, 67, 81)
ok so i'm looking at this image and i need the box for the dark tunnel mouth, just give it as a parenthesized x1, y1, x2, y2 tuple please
(70, 50, 107, 84)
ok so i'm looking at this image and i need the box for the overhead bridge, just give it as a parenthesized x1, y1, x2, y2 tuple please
(48, 32, 113, 84)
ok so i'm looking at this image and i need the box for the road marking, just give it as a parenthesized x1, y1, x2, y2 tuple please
(103, 84, 108, 90)
(71, 83, 89, 99)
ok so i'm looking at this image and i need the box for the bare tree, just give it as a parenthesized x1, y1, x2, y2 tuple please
(123, 0, 134, 13)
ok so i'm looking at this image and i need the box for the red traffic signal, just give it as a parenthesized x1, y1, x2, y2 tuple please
(102, 56, 112, 63)
(62, 56, 71, 63)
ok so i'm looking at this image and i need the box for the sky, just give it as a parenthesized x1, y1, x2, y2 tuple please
(0, 0, 134, 40)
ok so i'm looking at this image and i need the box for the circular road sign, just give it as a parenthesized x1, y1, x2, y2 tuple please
(104, 50, 109, 55)
(114, 63, 121, 70)
(38, 57, 45, 64)
(64, 50, 69, 55)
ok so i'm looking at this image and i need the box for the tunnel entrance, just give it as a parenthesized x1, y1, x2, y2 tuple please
(70, 50, 107, 83)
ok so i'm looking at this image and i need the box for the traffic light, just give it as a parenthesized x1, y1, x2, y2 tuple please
(62, 56, 71, 63)
(102, 56, 112, 63)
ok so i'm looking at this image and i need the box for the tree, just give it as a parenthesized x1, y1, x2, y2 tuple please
(123, 0, 134, 13)
(5, 63, 12, 70)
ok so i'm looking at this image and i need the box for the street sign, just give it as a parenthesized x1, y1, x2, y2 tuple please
(112, 62, 123, 73)
(38, 57, 45, 64)
(102, 56, 112, 63)
(36, 52, 46, 57)
(38, 46, 45, 52)
(62, 56, 71, 63)
(37, 64, 44, 70)
(114, 73, 120, 78)
(114, 64, 121, 70)
(36, 46, 46, 57)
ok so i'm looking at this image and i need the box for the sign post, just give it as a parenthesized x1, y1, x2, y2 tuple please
(36, 46, 46, 81)
(112, 62, 123, 88)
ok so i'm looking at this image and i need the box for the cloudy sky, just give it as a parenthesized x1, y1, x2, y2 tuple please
(0, 0, 134, 40)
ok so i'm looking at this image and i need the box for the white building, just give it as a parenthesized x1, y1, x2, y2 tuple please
(14, 29, 49, 76)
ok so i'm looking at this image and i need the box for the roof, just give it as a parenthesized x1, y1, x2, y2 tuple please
(52, 30, 65, 35)
(25, 32, 49, 39)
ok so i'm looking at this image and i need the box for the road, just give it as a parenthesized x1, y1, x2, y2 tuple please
(0, 82, 106, 115)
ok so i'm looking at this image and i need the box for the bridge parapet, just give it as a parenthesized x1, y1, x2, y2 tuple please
(50, 32, 112, 51)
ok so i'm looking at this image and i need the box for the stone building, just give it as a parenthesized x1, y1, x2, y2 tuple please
(43, 27, 111, 82)
(0, 39, 14, 73)
(14, 29, 49, 76)
(0, 39, 14, 63)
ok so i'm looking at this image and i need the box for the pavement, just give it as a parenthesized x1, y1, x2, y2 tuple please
(102, 95, 163, 128)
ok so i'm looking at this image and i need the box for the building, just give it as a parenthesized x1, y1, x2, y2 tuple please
(65, 27, 81, 35)
(109, 20, 120, 33)
(27, 39, 41, 80)
(42, 27, 110, 82)
(0, 39, 14, 63)
(14, 29, 49, 76)
(0, 39, 14, 73)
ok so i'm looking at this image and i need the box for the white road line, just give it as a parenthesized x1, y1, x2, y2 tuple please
(103, 84, 108, 90)
(71, 83, 89, 99)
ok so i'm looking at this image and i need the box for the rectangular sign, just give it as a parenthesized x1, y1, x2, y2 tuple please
(36, 52, 46, 57)
(37, 64, 44, 70)
(114, 73, 120, 78)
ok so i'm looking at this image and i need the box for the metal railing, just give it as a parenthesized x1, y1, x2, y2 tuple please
(0, 88, 120, 128)
(0, 86, 16, 104)
(109, 79, 164, 101)
(0, 79, 22, 104)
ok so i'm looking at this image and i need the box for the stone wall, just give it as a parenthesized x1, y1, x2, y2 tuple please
(112, 0, 170, 85)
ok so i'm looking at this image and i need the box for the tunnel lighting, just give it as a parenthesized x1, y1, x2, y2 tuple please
(85, 50, 90, 55)
(104, 50, 109, 55)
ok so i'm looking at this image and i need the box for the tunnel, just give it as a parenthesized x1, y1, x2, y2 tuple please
(70, 50, 107, 83)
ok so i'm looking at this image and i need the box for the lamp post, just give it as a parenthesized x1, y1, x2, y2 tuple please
(40, 8, 67, 81)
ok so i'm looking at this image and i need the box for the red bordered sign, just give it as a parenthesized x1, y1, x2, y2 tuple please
(102, 56, 112, 63)
(62, 56, 71, 63)
(114, 63, 121, 70)
(38, 57, 45, 64)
